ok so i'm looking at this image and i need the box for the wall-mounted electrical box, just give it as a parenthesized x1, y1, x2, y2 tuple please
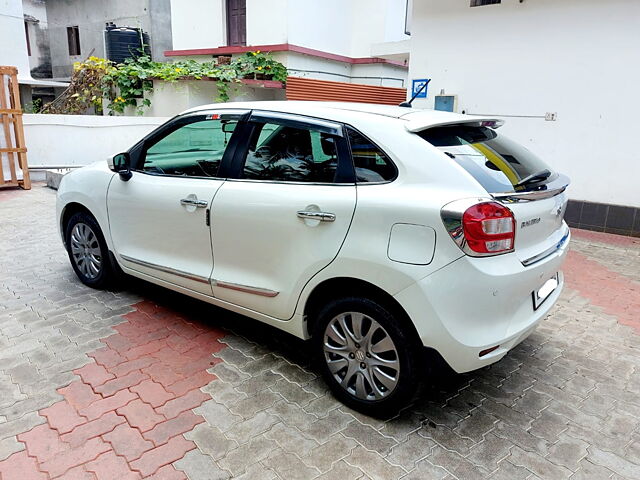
(434, 95, 458, 113)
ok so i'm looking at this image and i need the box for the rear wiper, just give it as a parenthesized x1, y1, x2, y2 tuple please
(514, 169, 551, 188)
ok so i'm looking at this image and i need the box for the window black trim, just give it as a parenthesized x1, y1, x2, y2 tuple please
(344, 125, 399, 184)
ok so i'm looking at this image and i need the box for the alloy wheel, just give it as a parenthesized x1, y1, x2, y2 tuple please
(70, 222, 102, 280)
(323, 311, 400, 401)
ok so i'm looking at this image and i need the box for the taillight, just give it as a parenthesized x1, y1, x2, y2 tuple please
(441, 199, 516, 257)
(462, 202, 515, 254)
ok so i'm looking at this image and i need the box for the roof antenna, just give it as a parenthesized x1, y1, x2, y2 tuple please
(399, 79, 431, 108)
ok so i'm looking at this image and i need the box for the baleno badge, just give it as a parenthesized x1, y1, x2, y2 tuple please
(521, 218, 541, 228)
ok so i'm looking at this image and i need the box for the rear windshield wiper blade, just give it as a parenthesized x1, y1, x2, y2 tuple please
(514, 169, 551, 188)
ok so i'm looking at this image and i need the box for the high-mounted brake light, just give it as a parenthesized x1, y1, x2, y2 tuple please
(441, 200, 516, 257)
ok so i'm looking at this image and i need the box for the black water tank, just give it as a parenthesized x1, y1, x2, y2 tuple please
(105, 25, 151, 64)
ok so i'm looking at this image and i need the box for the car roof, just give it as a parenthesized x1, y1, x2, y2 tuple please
(183, 101, 500, 132)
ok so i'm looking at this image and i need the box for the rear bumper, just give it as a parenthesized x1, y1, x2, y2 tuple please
(394, 233, 569, 373)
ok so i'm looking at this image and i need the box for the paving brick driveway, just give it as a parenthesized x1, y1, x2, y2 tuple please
(1, 184, 639, 480)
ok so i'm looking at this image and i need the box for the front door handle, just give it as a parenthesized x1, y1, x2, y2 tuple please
(297, 210, 336, 222)
(180, 197, 208, 208)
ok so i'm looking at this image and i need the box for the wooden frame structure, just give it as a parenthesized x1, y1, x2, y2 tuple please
(0, 66, 30, 190)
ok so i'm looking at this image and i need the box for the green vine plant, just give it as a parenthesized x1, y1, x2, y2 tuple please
(42, 51, 288, 115)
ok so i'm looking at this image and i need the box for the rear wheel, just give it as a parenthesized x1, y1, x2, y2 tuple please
(312, 297, 421, 417)
(65, 212, 113, 289)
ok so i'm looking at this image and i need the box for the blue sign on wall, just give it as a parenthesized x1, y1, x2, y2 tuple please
(412, 79, 430, 98)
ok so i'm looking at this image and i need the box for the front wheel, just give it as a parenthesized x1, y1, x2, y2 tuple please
(65, 211, 114, 289)
(312, 297, 422, 417)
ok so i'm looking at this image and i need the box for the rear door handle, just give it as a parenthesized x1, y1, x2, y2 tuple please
(297, 210, 336, 222)
(180, 197, 208, 208)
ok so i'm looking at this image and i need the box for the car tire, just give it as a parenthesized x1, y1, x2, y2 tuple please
(64, 211, 114, 289)
(312, 296, 422, 417)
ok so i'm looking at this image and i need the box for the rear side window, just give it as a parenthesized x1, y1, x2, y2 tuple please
(417, 125, 556, 193)
(241, 122, 339, 183)
(346, 128, 396, 183)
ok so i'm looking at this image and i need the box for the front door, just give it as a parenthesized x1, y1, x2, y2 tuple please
(107, 111, 245, 295)
(210, 113, 356, 319)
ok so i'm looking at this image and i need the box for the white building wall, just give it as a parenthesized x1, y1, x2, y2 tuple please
(170, 0, 225, 50)
(0, 0, 31, 80)
(409, 0, 640, 208)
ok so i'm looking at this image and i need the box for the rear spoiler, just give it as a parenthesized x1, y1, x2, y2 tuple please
(405, 118, 504, 133)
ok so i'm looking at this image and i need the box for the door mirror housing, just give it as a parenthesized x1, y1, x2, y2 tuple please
(108, 152, 132, 181)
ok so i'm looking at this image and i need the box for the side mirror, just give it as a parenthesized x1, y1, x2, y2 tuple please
(108, 152, 132, 181)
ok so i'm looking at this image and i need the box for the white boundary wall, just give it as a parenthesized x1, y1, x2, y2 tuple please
(23, 114, 169, 168)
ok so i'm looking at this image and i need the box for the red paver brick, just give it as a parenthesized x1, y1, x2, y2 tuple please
(58, 381, 102, 411)
(156, 389, 210, 419)
(102, 333, 136, 353)
(18, 424, 67, 463)
(131, 380, 174, 408)
(0, 451, 47, 480)
(61, 411, 126, 448)
(109, 357, 157, 377)
(173, 357, 219, 377)
(167, 322, 202, 339)
(61, 465, 97, 479)
(95, 370, 149, 397)
(85, 451, 141, 480)
(565, 250, 640, 333)
(39, 437, 110, 478)
(165, 336, 193, 354)
(41, 400, 87, 434)
(74, 363, 115, 388)
(166, 370, 216, 396)
(79, 389, 137, 421)
(130, 435, 196, 477)
(146, 465, 187, 480)
(143, 363, 184, 387)
(123, 339, 169, 361)
(143, 411, 205, 446)
(89, 347, 125, 369)
(117, 399, 165, 432)
(102, 423, 154, 462)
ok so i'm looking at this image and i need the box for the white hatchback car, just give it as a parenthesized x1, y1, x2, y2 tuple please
(57, 101, 570, 415)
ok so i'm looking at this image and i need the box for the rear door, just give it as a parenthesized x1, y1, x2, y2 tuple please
(209, 111, 356, 320)
(416, 124, 570, 265)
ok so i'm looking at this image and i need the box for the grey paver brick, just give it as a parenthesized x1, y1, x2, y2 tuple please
(401, 458, 450, 480)
(232, 462, 278, 480)
(268, 400, 318, 430)
(507, 445, 572, 480)
(184, 423, 237, 461)
(264, 422, 319, 457)
(193, 400, 242, 432)
(218, 435, 278, 475)
(343, 445, 406, 480)
(229, 389, 280, 418)
(587, 446, 640, 479)
(386, 431, 435, 470)
(262, 449, 321, 480)
(302, 434, 357, 472)
(547, 434, 589, 471)
(208, 362, 250, 384)
(428, 444, 490, 480)
(174, 449, 230, 480)
(466, 433, 513, 471)
(0, 436, 25, 461)
(341, 420, 397, 455)
(223, 411, 279, 444)
(301, 408, 353, 443)
(315, 459, 364, 480)
(270, 378, 317, 407)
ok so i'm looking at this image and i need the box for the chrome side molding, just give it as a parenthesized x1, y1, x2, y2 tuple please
(119, 254, 210, 284)
(211, 279, 279, 297)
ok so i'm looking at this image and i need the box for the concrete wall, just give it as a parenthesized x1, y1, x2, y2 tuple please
(46, 0, 172, 78)
(409, 0, 640, 208)
(23, 114, 167, 167)
(23, 0, 52, 78)
(170, 0, 225, 50)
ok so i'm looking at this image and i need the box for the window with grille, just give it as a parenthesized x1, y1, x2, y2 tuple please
(471, 0, 501, 6)
(67, 26, 81, 56)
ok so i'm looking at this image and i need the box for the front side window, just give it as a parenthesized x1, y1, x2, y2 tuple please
(142, 118, 237, 177)
(346, 128, 396, 183)
(241, 122, 339, 183)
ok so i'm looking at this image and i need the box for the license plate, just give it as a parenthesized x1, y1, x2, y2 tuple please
(533, 273, 559, 310)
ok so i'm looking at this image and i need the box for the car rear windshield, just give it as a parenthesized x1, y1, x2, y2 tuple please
(416, 125, 556, 193)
